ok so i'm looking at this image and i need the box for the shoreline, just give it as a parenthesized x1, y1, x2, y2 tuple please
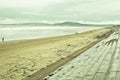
(0, 26, 104, 42)
(0, 28, 103, 43)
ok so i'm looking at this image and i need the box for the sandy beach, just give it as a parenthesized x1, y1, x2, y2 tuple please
(0, 28, 114, 80)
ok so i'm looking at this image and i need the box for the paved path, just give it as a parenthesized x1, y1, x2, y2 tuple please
(43, 29, 120, 80)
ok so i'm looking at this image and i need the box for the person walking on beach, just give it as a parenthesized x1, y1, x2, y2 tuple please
(2, 37, 4, 42)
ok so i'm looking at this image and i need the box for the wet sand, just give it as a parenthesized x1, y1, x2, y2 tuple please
(0, 28, 114, 80)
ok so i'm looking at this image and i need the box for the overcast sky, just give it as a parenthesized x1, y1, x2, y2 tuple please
(0, 0, 120, 23)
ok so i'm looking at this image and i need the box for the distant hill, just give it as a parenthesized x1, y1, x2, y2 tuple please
(53, 21, 111, 26)
(53, 22, 84, 26)
(0, 23, 50, 26)
(0, 21, 113, 27)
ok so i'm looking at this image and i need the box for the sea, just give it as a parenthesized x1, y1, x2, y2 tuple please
(0, 26, 104, 41)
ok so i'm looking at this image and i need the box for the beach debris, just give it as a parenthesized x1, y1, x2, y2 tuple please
(71, 66, 74, 68)
(48, 73, 54, 76)
(43, 77, 49, 80)
(27, 75, 32, 77)
(61, 57, 64, 59)
(58, 67, 63, 71)
(96, 45, 100, 48)
(67, 44, 71, 46)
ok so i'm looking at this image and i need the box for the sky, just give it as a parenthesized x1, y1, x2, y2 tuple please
(0, 0, 120, 24)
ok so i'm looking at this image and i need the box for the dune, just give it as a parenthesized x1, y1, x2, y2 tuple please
(0, 28, 114, 80)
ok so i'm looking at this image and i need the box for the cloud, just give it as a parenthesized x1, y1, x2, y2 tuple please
(78, 21, 120, 25)
(22, 12, 41, 16)
(0, 0, 68, 8)
(0, 18, 17, 24)
(0, 0, 120, 22)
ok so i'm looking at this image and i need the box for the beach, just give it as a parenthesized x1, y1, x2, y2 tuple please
(0, 28, 114, 80)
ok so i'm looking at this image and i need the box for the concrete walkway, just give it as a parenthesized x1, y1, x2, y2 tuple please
(43, 29, 120, 80)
